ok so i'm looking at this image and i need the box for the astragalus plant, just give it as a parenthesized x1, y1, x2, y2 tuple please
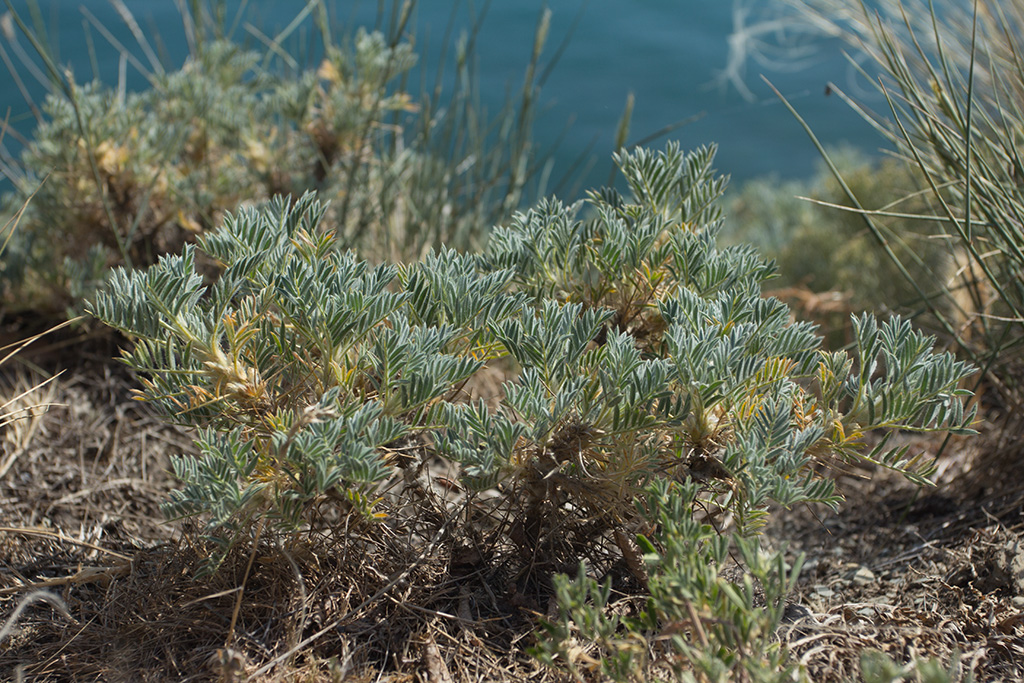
(90, 145, 974, 674)
(1, 1, 554, 315)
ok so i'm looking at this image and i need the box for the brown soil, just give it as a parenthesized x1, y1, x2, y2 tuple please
(768, 429, 1024, 681)
(1, 328, 1022, 682)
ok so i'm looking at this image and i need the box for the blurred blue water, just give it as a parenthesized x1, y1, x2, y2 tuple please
(0, 1, 882, 191)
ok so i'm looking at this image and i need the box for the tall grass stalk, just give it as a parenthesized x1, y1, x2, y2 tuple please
(0, 189, 75, 477)
(778, 0, 1024, 411)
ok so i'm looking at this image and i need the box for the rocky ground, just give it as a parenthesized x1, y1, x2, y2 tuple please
(768, 428, 1024, 681)
(1, 327, 1022, 681)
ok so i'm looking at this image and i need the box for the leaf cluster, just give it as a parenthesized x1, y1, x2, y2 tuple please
(534, 480, 805, 683)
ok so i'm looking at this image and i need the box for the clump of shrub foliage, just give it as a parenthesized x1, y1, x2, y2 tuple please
(90, 144, 975, 679)
(726, 150, 950, 317)
(722, 151, 957, 349)
(0, 3, 549, 316)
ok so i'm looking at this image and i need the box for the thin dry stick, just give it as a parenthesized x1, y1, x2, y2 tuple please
(0, 564, 131, 595)
(685, 600, 710, 650)
(179, 587, 242, 609)
(225, 517, 266, 649)
(277, 543, 309, 652)
(0, 175, 47, 254)
(0, 376, 62, 479)
(0, 590, 74, 644)
(0, 319, 80, 368)
(0, 526, 133, 562)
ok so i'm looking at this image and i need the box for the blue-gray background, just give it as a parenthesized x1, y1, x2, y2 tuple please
(0, 1, 882, 189)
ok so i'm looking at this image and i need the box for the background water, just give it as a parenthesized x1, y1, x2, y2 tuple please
(0, 1, 883, 192)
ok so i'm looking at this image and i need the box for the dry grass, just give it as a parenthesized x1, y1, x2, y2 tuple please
(0, 337, 572, 682)
(1, 334, 1022, 681)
